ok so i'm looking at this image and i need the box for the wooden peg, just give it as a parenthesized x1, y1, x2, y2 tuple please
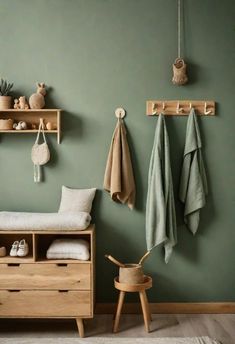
(176, 102, 183, 114)
(204, 102, 212, 115)
(152, 103, 158, 115)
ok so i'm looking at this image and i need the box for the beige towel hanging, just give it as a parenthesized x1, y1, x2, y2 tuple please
(103, 119, 136, 209)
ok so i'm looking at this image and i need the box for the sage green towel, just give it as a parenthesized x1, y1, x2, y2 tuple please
(179, 109, 208, 234)
(146, 114, 177, 263)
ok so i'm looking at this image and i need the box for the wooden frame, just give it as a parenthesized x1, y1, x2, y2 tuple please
(146, 100, 215, 116)
(0, 109, 62, 144)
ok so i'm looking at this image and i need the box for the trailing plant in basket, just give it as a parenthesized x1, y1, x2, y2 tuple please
(0, 79, 14, 96)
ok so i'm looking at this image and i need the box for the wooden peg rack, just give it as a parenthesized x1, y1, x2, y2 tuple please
(146, 100, 215, 116)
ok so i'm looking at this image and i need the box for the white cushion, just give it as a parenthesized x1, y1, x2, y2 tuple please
(46, 238, 90, 261)
(0, 211, 91, 231)
(58, 186, 96, 213)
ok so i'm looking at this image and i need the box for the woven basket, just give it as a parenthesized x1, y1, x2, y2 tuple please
(0, 118, 13, 130)
(119, 264, 145, 284)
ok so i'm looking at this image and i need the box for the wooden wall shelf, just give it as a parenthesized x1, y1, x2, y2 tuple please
(0, 109, 62, 144)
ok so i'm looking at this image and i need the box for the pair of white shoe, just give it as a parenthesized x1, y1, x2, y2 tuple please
(10, 240, 29, 257)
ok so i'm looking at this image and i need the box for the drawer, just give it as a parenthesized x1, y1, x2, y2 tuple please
(0, 290, 91, 317)
(0, 263, 91, 290)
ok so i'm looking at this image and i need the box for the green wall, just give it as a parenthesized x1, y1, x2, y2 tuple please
(0, 0, 234, 302)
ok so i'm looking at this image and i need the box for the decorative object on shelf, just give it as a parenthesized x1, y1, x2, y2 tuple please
(13, 121, 28, 130)
(46, 121, 53, 130)
(172, 0, 188, 85)
(0, 119, 13, 130)
(31, 118, 50, 183)
(14, 99, 20, 109)
(0, 79, 14, 109)
(0, 246, 6, 257)
(29, 82, 46, 109)
(18, 96, 29, 110)
(146, 100, 215, 116)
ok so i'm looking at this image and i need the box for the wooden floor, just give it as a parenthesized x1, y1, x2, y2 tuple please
(0, 314, 234, 343)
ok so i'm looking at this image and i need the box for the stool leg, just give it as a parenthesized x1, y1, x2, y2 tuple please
(139, 291, 150, 332)
(143, 290, 152, 322)
(113, 291, 125, 333)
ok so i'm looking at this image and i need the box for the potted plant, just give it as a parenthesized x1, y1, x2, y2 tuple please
(0, 79, 14, 110)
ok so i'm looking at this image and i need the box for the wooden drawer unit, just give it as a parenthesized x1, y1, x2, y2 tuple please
(0, 290, 91, 317)
(0, 226, 95, 338)
(0, 263, 91, 290)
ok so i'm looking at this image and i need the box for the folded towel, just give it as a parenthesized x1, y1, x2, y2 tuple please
(46, 238, 90, 260)
(0, 211, 91, 231)
(146, 114, 177, 263)
(179, 109, 208, 234)
(103, 119, 136, 209)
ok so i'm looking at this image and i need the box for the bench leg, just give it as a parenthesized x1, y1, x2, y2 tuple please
(139, 291, 150, 332)
(113, 290, 125, 333)
(76, 318, 84, 337)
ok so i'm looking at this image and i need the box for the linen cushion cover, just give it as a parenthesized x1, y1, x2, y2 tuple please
(46, 238, 90, 260)
(58, 186, 96, 214)
(0, 211, 91, 231)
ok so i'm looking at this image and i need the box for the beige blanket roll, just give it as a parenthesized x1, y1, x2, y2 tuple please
(103, 119, 136, 209)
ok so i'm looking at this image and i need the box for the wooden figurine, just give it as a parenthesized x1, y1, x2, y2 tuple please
(14, 99, 20, 109)
(29, 83, 46, 109)
(19, 96, 29, 109)
(46, 122, 53, 130)
(13, 121, 28, 130)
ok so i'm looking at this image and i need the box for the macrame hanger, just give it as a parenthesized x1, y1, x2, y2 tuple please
(178, 0, 181, 59)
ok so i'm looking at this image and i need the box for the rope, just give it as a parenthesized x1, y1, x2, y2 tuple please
(178, 0, 181, 58)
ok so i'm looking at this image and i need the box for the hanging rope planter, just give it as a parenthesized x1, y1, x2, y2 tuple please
(172, 0, 188, 85)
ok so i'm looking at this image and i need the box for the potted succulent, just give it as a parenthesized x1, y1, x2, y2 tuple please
(0, 79, 14, 110)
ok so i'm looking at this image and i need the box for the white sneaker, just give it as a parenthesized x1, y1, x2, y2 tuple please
(10, 241, 19, 257)
(17, 239, 29, 257)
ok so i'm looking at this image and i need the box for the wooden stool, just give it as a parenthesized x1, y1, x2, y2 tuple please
(113, 275, 152, 333)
